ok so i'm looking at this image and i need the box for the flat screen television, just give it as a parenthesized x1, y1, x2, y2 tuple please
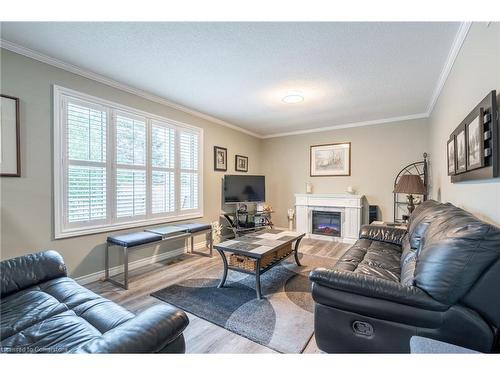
(224, 175, 265, 203)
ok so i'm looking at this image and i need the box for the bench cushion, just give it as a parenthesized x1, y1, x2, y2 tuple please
(176, 223, 211, 233)
(107, 232, 162, 247)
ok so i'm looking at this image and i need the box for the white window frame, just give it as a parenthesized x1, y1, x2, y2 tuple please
(53, 85, 203, 239)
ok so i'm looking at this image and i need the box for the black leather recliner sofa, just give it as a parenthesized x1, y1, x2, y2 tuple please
(0, 250, 189, 353)
(310, 200, 500, 353)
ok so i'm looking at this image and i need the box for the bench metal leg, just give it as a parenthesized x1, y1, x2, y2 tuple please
(123, 246, 129, 290)
(104, 243, 129, 290)
(105, 242, 109, 280)
(189, 230, 214, 258)
(209, 230, 213, 257)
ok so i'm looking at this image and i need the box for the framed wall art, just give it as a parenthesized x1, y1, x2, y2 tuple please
(214, 146, 227, 171)
(447, 138, 455, 176)
(448, 90, 498, 183)
(310, 142, 351, 176)
(1, 94, 21, 177)
(455, 128, 467, 174)
(235, 154, 248, 172)
(466, 110, 485, 171)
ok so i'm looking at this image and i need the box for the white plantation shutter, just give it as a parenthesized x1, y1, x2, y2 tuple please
(151, 122, 175, 214)
(65, 100, 107, 224)
(179, 130, 199, 210)
(115, 114, 147, 219)
(55, 87, 203, 238)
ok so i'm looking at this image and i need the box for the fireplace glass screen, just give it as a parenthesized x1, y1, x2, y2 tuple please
(312, 211, 341, 237)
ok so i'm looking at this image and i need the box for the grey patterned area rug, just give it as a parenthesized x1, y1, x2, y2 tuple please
(151, 253, 338, 353)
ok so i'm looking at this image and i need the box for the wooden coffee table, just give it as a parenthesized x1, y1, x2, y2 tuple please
(214, 229, 305, 299)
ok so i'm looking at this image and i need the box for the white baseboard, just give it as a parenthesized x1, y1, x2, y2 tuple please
(74, 241, 208, 285)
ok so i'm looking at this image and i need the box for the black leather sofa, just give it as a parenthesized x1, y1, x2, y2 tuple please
(310, 200, 500, 353)
(0, 250, 189, 353)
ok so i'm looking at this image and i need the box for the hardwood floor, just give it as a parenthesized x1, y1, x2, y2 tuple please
(86, 238, 348, 353)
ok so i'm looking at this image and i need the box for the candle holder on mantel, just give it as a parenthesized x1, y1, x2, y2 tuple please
(287, 208, 295, 231)
(305, 182, 313, 194)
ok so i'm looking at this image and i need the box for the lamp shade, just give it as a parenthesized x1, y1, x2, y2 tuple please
(393, 174, 426, 194)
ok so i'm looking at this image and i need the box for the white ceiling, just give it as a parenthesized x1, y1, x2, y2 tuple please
(1, 22, 461, 137)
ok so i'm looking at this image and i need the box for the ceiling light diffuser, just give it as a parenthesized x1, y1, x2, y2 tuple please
(282, 94, 304, 104)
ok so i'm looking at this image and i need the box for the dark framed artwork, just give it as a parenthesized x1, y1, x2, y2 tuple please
(455, 128, 467, 174)
(1, 94, 21, 177)
(235, 154, 248, 172)
(213, 146, 227, 171)
(310, 142, 351, 176)
(449, 91, 498, 183)
(466, 110, 485, 171)
(447, 138, 456, 176)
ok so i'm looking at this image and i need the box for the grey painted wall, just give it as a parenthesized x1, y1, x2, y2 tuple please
(0, 48, 262, 278)
(429, 22, 500, 225)
(261, 119, 430, 228)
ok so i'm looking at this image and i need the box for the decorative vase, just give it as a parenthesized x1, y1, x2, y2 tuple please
(211, 221, 223, 244)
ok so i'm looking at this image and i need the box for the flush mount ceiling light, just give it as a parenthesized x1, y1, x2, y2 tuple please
(282, 93, 304, 104)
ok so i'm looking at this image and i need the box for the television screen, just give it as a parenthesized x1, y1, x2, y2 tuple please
(224, 175, 265, 203)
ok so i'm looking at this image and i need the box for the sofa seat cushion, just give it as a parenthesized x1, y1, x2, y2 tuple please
(107, 232, 162, 247)
(1, 310, 103, 353)
(0, 277, 135, 352)
(334, 238, 402, 282)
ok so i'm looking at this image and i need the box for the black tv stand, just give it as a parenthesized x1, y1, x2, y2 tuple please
(222, 202, 273, 238)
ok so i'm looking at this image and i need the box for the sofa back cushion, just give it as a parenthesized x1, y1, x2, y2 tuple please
(407, 200, 443, 249)
(414, 204, 500, 305)
(1, 250, 67, 297)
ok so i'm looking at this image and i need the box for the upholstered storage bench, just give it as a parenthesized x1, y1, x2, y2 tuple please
(310, 200, 500, 353)
(106, 223, 212, 289)
(0, 251, 189, 353)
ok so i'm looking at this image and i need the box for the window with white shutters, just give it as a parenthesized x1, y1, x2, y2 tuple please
(54, 86, 203, 238)
(151, 122, 175, 215)
(65, 100, 107, 224)
(180, 130, 199, 210)
(115, 114, 147, 219)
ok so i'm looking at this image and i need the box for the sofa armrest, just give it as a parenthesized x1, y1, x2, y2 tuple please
(1, 250, 67, 297)
(359, 224, 407, 246)
(74, 304, 189, 353)
(310, 268, 448, 311)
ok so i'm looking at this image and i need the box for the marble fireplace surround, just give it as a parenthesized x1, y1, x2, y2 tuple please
(295, 194, 364, 243)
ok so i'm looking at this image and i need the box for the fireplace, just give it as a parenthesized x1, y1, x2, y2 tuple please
(312, 210, 341, 237)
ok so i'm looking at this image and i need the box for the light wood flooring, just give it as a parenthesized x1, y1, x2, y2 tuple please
(86, 238, 348, 353)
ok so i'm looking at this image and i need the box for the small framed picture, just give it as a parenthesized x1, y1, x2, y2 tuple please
(235, 154, 248, 172)
(455, 128, 467, 174)
(310, 142, 351, 176)
(1, 94, 21, 177)
(214, 146, 227, 171)
(466, 110, 485, 171)
(447, 138, 456, 176)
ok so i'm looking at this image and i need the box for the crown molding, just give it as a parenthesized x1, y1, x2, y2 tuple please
(0, 38, 263, 139)
(426, 21, 472, 115)
(261, 112, 429, 139)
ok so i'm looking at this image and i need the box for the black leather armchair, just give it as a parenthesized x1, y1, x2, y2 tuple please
(310, 200, 500, 353)
(0, 251, 189, 353)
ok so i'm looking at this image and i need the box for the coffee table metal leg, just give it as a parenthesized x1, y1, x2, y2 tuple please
(294, 237, 303, 266)
(216, 249, 228, 288)
(255, 258, 262, 299)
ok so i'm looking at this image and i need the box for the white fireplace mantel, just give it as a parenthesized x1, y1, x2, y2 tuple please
(295, 193, 365, 243)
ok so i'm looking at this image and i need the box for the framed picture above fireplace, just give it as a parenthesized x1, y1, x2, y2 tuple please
(310, 142, 351, 176)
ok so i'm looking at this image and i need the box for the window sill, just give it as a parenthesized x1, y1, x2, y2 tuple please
(54, 211, 204, 239)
